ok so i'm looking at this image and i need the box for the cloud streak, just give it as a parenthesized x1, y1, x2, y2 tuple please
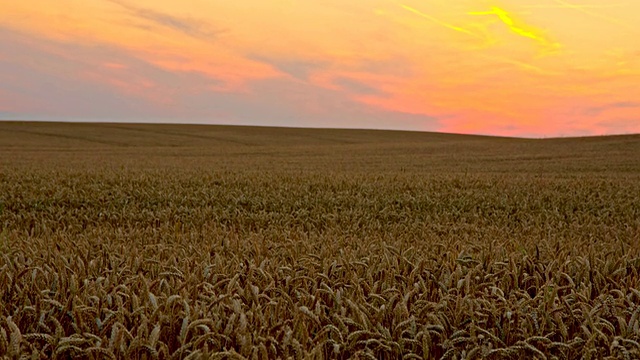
(107, 0, 224, 41)
(583, 101, 640, 116)
(247, 56, 329, 81)
(400, 4, 487, 42)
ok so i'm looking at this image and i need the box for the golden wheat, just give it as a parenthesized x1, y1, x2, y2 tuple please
(1, 122, 639, 359)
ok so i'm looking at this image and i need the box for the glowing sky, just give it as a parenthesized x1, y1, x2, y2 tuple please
(1, 0, 639, 137)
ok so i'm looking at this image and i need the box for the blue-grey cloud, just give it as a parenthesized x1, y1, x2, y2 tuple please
(583, 101, 640, 116)
(0, 28, 223, 119)
(0, 112, 22, 119)
(181, 77, 439, 131)
(0, 28, 442, 131)
(106, 0, 224, 41)
(595, 117, 639, 134)
(250, 55, 415, 83)
(247, 56, 329, 81)
(333, 77, 385, 96)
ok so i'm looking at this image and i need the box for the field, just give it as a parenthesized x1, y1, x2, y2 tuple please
(1, 121, 639, 359)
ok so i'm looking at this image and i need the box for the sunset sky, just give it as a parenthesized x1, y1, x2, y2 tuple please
(1, 1, 639, 137)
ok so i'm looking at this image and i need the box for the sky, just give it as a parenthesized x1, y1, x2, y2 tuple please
(1, 0, 639, 138)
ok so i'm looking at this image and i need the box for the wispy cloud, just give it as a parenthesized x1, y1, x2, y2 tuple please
(334, 77, 385, 96)
(595, 117, 640, 134)
(584, 101, 640, 116)
(107, 0, 224, 41)
(247, 56, 329, 81)
(400, 4, 488, 42)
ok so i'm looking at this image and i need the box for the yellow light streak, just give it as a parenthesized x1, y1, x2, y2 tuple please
(469, 6, 559, 50)
(400, 4, 486, 41)
(479, 55, 560, 76)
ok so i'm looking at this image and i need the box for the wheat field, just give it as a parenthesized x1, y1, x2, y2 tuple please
(1, 121, 639, 359)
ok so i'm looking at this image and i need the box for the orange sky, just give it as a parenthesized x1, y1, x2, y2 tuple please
(1, 0, 639, 137)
